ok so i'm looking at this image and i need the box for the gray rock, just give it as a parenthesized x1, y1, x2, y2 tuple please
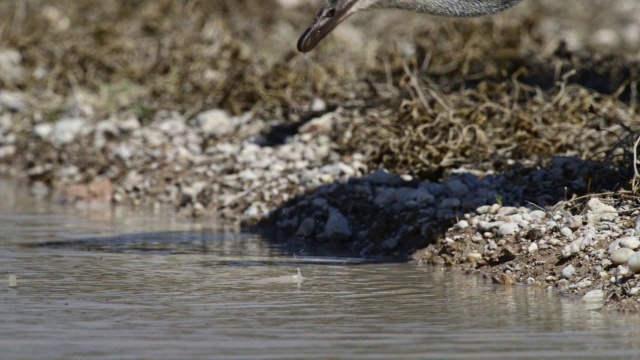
(529, 210, 547, 221)
(407, 187, 435, 205)
(196, 109, 234, 137)
(0, 90, 26, 112)
(497, 206, 518, 216)
(627, 253, 640, 274)
(479, 221, 504, 231)
(565, 215, 583, 230)
(560, 227, 574, 239)
(585, 198, 618, 223)
(0, 49, 25, 84)
(508, 214, 524, 223)
(608, 236, 640, 254)
(454, 220, 469, 230)
(618, 236, 639, 250)
(562, 239, 582, 258)
(157, 117, 186, 135)
(628, 287, 640, 296)
(118, 116, 141, 131)
(364, 169, 404, 186)
(141, 128, 165, 147)
(498, 222, 519, 236)
(319, 208, 352, 242)
(52, 117, 86, 145)
(561, 264, 576, 279)
(576, 280, 592, 288)
(299, 112, 335, 134)
(420, 182, 445, 197)
(618, 265, 630, 277)
(528, 242, 538, 253)
(439, 197, 461, 209)
(445, 179, 469, 198)
(610, 248, 635, 265)
(0, 145, 15, 159)
(381, 236, 399, 250)
(476, 205, 492, 214)
(295, 217, 317, 237)
(373, 187, 396, 207)
(582, 289, 605, 302)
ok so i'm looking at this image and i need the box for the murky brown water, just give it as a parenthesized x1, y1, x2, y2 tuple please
(2, 180, 640, 359)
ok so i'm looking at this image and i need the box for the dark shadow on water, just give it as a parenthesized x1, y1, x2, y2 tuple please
(22, 231, 389, 265)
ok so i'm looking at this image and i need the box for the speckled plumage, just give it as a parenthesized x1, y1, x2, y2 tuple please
(298, 0, 524, 52)
(357, 0, 522, 17)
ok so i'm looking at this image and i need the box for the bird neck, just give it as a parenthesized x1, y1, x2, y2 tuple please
(367, 0, 523, 17)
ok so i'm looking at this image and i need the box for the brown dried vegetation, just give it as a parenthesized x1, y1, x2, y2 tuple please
(0, 0, 638, 185)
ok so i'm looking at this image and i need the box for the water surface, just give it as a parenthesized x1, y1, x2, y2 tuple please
(1, 180, 639, 359)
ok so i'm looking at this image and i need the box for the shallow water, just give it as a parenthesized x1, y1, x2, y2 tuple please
(1, 181, 640, 359)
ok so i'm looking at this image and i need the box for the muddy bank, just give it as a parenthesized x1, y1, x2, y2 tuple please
(0, 0, 639, 310)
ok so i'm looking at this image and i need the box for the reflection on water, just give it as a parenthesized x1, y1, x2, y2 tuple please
(1, 180, 640, 359)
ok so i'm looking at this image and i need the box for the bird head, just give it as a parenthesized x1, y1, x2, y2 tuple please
(297, 0, 365, 52)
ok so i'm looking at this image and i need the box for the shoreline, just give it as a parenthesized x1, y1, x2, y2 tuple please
(0, 0, 639, 311)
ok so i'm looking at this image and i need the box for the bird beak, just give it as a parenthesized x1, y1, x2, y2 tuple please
(297, 0, 358, 52)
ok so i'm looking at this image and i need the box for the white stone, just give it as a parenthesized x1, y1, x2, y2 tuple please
(618, 236, 640, 250)
(610, 248, 635, 265)
(52, 117, 86, 145)
(628, 253, 640, 274)
(582, 289, 605, 302)
(454, 220, 469, 230)
(196, 109, 234, 137)
(529, 210, 547, 221)
(498, 223, 519, 236)
(528, 242, 538, 254)
(560, 227, 573, 239)
(585, 198, 618, 223)
(561, 264, 576, 279)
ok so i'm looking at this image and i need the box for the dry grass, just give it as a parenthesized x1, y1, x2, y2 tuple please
(0, 0, 639, 186)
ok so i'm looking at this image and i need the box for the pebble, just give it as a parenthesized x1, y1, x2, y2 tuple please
(295, 217, 316, 237)
(439, 197, 461, 209)
(318, 208, 352, 242)
(561, 264, 576, 279)
(560, 227, 573, 239)
(445, 179, 469, 198)
(618, 265, 630, 277)
(196, 109, 234, 137)
(616, 236, 640, 250)
(498, 222, 519, 236)
(454, 220, 469, 230)
(52, 117, 86, 145)
(610, 248, 635, 265)
(581, 289, 605, 303)
(528, 210, 547, 221)
(627, 253, 640, 274)
(585, 198, 618, 223)
(466, 252, 483, 263)
(364, 169, 404, 185)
